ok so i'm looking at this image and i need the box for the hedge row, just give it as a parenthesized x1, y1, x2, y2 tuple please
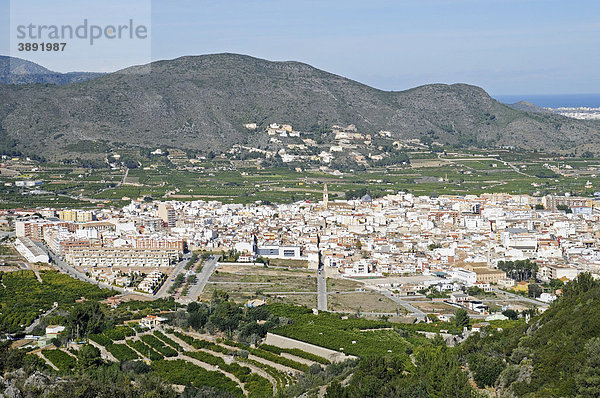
(185, 351, 271, 398)
(260, 344, 330, 365)
(153, 331, 182, 352)
(126, 339, 163, 361)
(42, 349, 77, 371)
(140, 334, 177, 357)
(244, 373, 273, 398)
(105, 343, 138, 361)
(238, 357, 291, 389)
(224, 340, 308, 372)
(173, 331, 229, 354)
(152, 359, 243, 397)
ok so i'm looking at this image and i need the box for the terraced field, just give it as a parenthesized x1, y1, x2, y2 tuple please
(85, 323, 336, 397)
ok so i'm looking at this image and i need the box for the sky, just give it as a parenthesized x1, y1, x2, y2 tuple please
(1, 0, 599, 95)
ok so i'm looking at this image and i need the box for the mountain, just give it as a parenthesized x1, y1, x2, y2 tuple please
(506, 100, 552, 114)
(1, 53, 600, 159)
(0, 56, 103, 85)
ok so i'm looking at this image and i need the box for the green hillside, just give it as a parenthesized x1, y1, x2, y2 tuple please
(458, 274, 600, 397)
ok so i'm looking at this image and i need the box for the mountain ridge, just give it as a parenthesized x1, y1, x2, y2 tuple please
(1, 53, 599, 159)
(0, 56, 104, 85)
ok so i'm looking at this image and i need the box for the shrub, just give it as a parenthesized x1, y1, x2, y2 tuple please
(126, 339, 163, 360)
(153, 331, 182, 351)
(42, 349, 77, 371)
(140, 334, 177, 357)
(260, 344, 330, 365)
(225, 340, 308, 372)
(105, 343, 139, 361)
(152, 359, 243, 397)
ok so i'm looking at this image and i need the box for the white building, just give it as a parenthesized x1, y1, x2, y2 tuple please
(14, 237, 49, 263)
(451, 268, 477, 286)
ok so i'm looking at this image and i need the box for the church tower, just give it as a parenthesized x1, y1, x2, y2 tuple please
(323, 183, 329, 210)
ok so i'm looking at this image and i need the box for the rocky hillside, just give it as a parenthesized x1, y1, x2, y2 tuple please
(0, 56, 102, 85)
(0, 53, 599, 159)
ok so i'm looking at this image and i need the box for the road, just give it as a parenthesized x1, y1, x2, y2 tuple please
(154, 252, 193, 298)
(377, 288, 427, 321)
(35, 241, 155, 298)
(119, 167, 129, 186)
(25, 302, 58, 334)
(184, 255, 219, 300)
(0, 231, 15, 239)
(492, 288, 549, 307)
(317, 266, 327, 311)
(503, 161, 535, 178)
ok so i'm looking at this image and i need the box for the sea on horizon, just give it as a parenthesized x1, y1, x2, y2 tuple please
(493, 93, 600, 109)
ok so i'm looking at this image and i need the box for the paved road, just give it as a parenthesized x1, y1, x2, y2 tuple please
(35, 242, 158, 298)
(155, 252, 193, 298)
(25, 302, 58, 334)
(184, 255, 219, 300)
(377, 288, 427, 320)
(36, 242, 128, 293)
(0, 231, 15, 239)
(317, 267, 327, 311)
(492, 288, 549, 307)
(120, 167, 129, 186)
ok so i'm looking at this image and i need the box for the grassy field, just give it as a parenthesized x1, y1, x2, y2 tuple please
(201, 264, 317, 306)
(327, 292, 399, 313)
(327, 277, 364, 292)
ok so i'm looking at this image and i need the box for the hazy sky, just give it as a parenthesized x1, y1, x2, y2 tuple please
(1, 0, 599, 95)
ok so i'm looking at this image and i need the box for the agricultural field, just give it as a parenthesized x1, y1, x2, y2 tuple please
(201, 264, 317, 306)
(0, 270, 115, 333)
(88, 326, 308, 397)
(268, 304, 429, 358)
(409, 300, 464, 314)
(2, 148, 600, 208)
(327, 292, 399, 313)
(326, 277, 364, 292)
(41, 349, 77, 372)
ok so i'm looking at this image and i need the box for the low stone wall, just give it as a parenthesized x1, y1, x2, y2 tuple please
(264, 333, 357, 363)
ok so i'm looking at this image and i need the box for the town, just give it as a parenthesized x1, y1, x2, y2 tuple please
(6, 186, 596, 325)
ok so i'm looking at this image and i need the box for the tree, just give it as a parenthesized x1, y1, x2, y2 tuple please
(326, 381, 348, 398)
(467, 286, 485, 297)
(502, 309, 519, 320)
(77, 344, 102, 370)
(187, 304, 210, 330)
(549, 278, 564, 291)
(563, 273, 598, 299)
(468, 353, 505, 388)
(67, 301, 106, 338)
(577, 338, 600, 396)
(210, 289, 229, 306)
(498, 259, 538, 282)
(208, 301, 242, 333)
(454, 308, 470, 329)
(528, 283, 542, 298)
